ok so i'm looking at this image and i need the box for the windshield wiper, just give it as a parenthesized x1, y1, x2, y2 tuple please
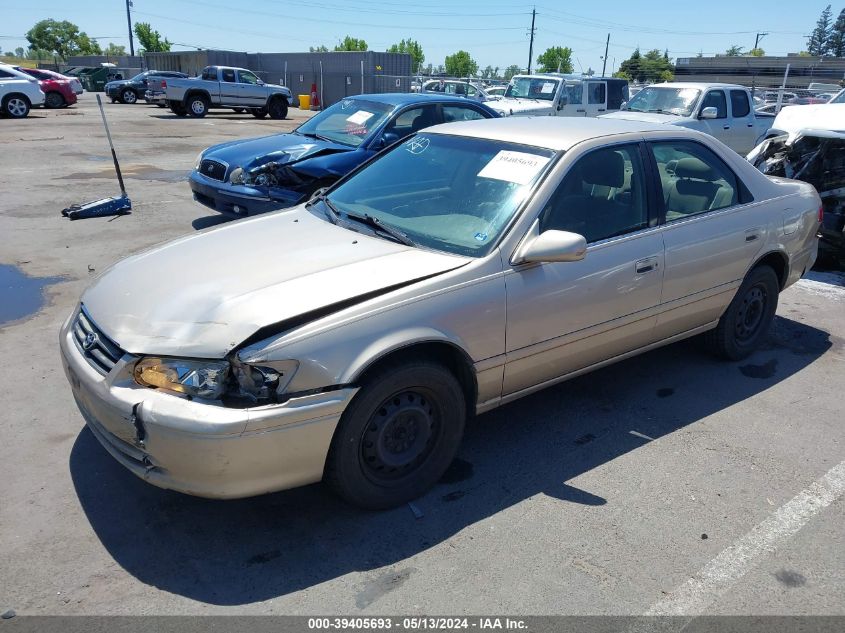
(345, 212, 415, 246)
(309, 193, 339, 224)
(647, 108, 681, 116)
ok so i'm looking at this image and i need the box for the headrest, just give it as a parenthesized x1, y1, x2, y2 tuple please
(580, 151, 624, 188)
(675, 157, 716, 181)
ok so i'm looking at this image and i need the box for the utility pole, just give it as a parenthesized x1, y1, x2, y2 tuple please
(125, 0, 135, 57)
(753, 32, 768, 53)
(527, 8, 536, 74)
(601, 33, 610, 77)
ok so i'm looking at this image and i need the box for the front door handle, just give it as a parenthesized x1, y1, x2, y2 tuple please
(635, 257, 659, 274)
(576, 108, 586, 112)
(723, 125, 731, 130)
(745, 228, 762, 242)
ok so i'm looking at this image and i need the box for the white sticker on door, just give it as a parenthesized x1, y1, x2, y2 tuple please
(477, 151, 551, 185)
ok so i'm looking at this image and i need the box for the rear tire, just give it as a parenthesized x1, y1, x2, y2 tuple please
(3, 94, 31, 118)
(45, 91, 66, 108)
(268, 97, 288, 120)
(120, 88, 138, 104)
(250, 107, 268, 118)
(325, 360, 466, 509)
(187, 94, 210, 118)
(705, 264, 779, 360)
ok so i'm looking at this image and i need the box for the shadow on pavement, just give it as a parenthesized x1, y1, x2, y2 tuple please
(70, 315, 833, 605)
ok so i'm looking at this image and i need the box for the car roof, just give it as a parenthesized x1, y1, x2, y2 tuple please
(423, 116, 674, 151)
(648, 82, 747, 90)
(351, 92, 491, 106)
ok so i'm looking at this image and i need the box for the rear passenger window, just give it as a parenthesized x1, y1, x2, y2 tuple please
(650, 141, 740, 221)
(442, 106, 487, 122)
(730, 90, 750, 117)
(588, 82, 606, 105)
(222, 69, 235, 82)
(539, 143, 648, 243)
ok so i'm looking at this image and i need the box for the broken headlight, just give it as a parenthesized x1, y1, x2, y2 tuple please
(134, 357, 230, 400)
(230, 359, 299, 404)
(229, 163, 280, 187)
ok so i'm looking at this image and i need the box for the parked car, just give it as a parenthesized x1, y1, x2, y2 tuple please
(0, 63, 45, 118)
(165, 66, 292, 118)
(143, 72, 189, 106)
(489, 73, 629, 118)
(827, 88, 845, 104)
(485, 86, 506, 99)
(106, 70, 187, 104)
(421, 79, 492, 101)
(190, 92, 499, 216)
(13, 66, 77, 108)
(61, 117, 820, 508)
(601, 83, 774, 155)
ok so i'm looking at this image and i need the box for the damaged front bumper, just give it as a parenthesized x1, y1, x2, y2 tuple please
(59, 313, 357, 499)
(189, 170, 305, 216)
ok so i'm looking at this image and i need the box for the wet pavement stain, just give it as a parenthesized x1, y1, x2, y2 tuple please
(441, 490, 466, 502)
(739, 358, 778, 379)
(246, 549, 281, 566)
(439, 458, 474, 484)
(0, 264, 63, 326)
(574, 433, 596, 446)
(61, 164, 189, 183)
(775, 569, 807, 587)
(355, 568, 414, 609)
(656, 387, 675, 398)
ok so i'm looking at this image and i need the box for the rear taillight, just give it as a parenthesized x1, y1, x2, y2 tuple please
(161, 80, 166, 88)
(818, 205, 824, 223)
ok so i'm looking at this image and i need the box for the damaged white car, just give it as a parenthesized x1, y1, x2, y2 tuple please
(61, 118, 820, 509)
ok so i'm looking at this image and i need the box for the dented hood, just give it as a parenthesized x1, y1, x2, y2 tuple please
(488, 98, 554, 117)
(203, 132, 352, 170)
(82, 207, 469, 357)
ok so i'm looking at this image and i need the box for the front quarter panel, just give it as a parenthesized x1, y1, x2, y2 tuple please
(240, 254, 508, 408)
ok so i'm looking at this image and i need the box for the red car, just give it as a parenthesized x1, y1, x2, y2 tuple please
(14, 66, 78, 108)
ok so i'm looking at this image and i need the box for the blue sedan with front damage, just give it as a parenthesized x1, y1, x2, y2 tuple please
(189, 93, 499, 216)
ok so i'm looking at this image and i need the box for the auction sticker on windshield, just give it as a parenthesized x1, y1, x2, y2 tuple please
(346, 110, 375, 125)
(541, 82, 556, 94)
(478, 150, 551, 185)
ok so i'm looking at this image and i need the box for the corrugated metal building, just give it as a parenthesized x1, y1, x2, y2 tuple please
(674, 55, 845, 89)
(143, 50, 413, 106)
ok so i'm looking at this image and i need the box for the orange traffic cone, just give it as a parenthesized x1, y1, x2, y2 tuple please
(310, 83, 320, 110)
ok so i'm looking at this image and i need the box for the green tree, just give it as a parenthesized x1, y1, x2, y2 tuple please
(103, 43, 126, 56)
(749, 47, 765, 57)
(829, 8, 845, 57)
(807, 5, 833, 55)
(619, 48, 673, 83)
(619, 47, 642, 82)
(444, 50, 477, 77)
(659, 69, 674, 82)
(536, 46, 573, 73)
(15, 47, 25, 58)
(503, 64, 521, 80)
(335, 36, 367, 51)
(134, 22, 171, 53)
(309, 45, 329, 53)
(388, 39, 424, 71)
(26, 48, 54, 60)
(25, 19, 101, 59)
(725, 45, 744, 56)
(612, 70, 632, 80)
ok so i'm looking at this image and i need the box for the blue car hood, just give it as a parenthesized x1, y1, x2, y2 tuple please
(203, 133, 355, 170)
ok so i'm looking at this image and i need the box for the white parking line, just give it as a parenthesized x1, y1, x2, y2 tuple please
(645, 460, 845, 616)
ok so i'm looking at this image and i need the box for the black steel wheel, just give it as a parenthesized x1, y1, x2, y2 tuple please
(325, 360, 466, 509)
(45, 91, 66, 108)
(268, 97, 288, 120)
(706, 264, 779, 360)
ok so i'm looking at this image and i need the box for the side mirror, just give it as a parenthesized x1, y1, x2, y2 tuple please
(700, 106, 718, 119)
(514, 225, 587, 264)
(374, 131, 400, 150)
(620, 101, 628, 110)
(257, 79, 265, 85)
(557, 96, 568, 110)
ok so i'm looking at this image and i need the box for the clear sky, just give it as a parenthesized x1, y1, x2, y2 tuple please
(0, 0, 836, 75)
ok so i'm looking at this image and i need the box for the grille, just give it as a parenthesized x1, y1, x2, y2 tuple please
(72, 308, 126, 375)
(199, 158, 228, 182)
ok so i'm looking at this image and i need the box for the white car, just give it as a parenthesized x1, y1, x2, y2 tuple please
(0, 63, 46, 118)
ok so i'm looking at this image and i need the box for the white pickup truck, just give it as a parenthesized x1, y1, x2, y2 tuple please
(487, 73, 629, 118)
(165, 65, 292, 119)
(600, 82, 774, 155)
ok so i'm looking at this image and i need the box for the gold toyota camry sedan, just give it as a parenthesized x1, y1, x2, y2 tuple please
(60, 117, 821, 509)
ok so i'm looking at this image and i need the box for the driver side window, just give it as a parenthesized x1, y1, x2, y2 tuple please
(539, 144, 648, 243)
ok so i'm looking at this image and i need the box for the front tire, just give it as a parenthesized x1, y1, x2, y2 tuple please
(45, 91, 66, 108)
(268, 97, 288, 120)
(120, 88, 138, 104)
(3, 95, 31, 118)
(325, 360, 466, 509)
(187, 94, 210, 117)
(706, 264, 779, 360)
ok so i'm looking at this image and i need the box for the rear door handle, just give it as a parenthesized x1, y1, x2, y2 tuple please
(635, 257, 659, 274)
(723, 125, 731, 130)
(576, 108, 586, 112)
(597, 108, 606, 111)
(745, 228, 761, 242)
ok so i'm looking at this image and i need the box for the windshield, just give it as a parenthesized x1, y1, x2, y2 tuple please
(324, 133, 556, 256)
(505, 77, 560, 101)
(831, 89, 845, 104)
(626, 86, 701, 116)
(130, 72, 148, 82)
(296, 98, 393, 147)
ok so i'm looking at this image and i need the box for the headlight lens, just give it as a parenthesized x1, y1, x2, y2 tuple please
(229, 166, 249, 185)
(134, 357, 230, 400)
(231, 359, 298, 403)
(194, 152, 204, 170)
